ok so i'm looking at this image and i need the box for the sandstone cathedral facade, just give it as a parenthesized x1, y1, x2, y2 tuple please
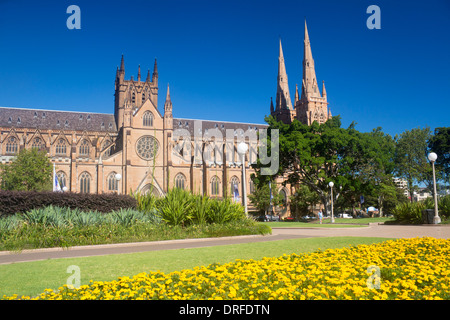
(0, 22, 330, 217)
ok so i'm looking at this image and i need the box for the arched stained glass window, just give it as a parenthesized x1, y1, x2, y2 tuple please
(143, 111, 153, 127)
(57, 171, 67, 189)
(55, 139, 67, 155)
(6, 137, 18, 154)
(31, 137, 44, 150)
(230, 176, 239, 196)
(174, 173, 186, 190)
(79, 139, 90, 156)
(79, 172, 91, 193)
(107, 172, 118, 192)
(211, 176, 220, 196)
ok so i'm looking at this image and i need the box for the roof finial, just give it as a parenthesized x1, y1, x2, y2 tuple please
(120, 54, 125, 73)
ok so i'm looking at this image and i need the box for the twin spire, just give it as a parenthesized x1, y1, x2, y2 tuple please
(276, 39, 293, 111)
(275, 20, 326, 111)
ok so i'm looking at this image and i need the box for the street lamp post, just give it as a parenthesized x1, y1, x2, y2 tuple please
(237, 142, 248, 215)
(428, 152, 441, 224)
(115, 173, 122, 195)
(329, 181, 335, 223)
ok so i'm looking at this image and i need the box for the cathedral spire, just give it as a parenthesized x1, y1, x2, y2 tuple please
(137, 64, 141, 82)
(146, 69, 150, 82)
(322, 80, 327, 99)
(301, 20, 321, 100)
(152, 58, 158, 84)
(164, 83, 172, 117)
(276, 39, 293, 110)
(120, 54, 125, 73)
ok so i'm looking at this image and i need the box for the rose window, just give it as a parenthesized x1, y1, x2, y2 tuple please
(136, 135, 159, 160)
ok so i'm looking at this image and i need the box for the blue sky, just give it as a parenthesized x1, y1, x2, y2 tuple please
(0, 0, 449, 138)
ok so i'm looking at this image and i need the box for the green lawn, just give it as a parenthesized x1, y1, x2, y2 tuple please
(262, 217, 393, 228)
(0, 236, 392, 298)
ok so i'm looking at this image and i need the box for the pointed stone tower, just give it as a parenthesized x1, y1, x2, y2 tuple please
(271, 39, 296, 123)
(163, 83, 173, 192)
(295, 21, 330, 125)
(114, 55, 159, 127)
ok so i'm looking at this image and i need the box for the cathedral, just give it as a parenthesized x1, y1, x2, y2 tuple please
(0, 21, 330, 217)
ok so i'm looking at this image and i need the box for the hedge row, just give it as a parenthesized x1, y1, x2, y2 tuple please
(0, 191, 137, 217)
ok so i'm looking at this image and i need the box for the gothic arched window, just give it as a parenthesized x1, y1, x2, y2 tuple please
(79, 139, 90, 156)
(230, 176, 240, 196)
(56, 171, 67, 189)
(31, 137, 44, 150)
(174, 173, 186, 190)
(211, 175, 220, 196)
(79, 172, 91, 193)
(107, 172, 119, 192)
(55, 139, 67, 155)
(102, 139, 112, 157)
(131, 91, 136, 104)
(6, 137, 18, 154)
(143, 111, 153, 127)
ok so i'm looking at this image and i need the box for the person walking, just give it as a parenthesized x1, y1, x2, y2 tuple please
(318, 208, 323, 224)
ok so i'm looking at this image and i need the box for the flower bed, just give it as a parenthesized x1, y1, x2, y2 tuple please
(4, 237, 450, 300)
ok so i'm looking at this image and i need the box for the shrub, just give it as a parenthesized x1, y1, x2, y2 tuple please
(0, 191, 137, 217)
(392, 195, 450, 224)
(134, 189, 248, 227)
(156, 188, 194, 226)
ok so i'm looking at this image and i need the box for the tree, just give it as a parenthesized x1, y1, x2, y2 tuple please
(428, 127, 450, 182)
(248, 177, 284, 214)
(0, 148, 52, 191)
(261, 116, 377, 215)
(289, 184, 319, 219)
(394, 127, 434, 200)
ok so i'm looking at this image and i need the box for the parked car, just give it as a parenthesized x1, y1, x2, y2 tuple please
(256, 214, 280, 222)
(338, 213, 353, 218)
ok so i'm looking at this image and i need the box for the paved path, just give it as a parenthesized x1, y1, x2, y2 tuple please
(0, 224, 449, 265)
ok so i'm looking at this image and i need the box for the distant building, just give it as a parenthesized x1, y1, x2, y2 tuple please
(413, 188, 432, 202)
(393, 177, 409, 197)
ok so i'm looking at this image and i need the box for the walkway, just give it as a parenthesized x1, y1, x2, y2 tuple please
(0, 224, 449, 265)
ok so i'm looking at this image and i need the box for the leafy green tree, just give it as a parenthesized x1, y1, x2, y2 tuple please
(262, 116, 344, 213)
(289, 184, 319, 219)
(248, 178, 283, 214)
(0, 148, 52, 191)
(259, 116, 398, 216)
(394, 127, 435, 199)
(428, 127, 450, 182)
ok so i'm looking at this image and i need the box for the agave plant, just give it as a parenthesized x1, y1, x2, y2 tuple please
(0, 215, 23, 232)
(22, 206, 70, 228)
(157, 188, 194, 226)
(191, 195, 212, 225)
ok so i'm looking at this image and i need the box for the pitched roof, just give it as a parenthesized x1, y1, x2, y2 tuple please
(0, 107, 117, 132)
(173, 118, 268, 139)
